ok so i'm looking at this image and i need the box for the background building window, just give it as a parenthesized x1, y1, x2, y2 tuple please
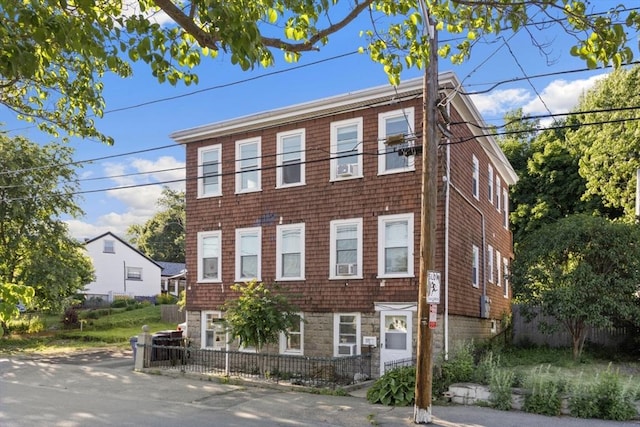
(378, 213, 414, 277)
(330, 218, 362, 278)
(198, 145, 221, 197)
(276, 224, 305, 280)
(198, 231, 221, 282)
(378, 108, 415, 174)
(236, 138, 261, 193)
(126, 267, 142, 280)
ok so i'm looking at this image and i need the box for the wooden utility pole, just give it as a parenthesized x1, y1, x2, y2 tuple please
(413, 12, 438, 425)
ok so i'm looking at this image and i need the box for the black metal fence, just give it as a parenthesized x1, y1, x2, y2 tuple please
(383, 357, 415, 374)
(145, 341, 372, 388)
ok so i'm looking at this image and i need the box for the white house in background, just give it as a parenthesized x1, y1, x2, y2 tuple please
(84, 232, 162, 302)
(157, 261, 187, 297)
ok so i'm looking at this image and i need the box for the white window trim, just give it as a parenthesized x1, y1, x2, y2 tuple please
(275, 223, 306, 281)
(330, 118, 363, 181)
(488, 165, 494, 204)
(496, 250, 502, 286)
(472, 245, 479, 288)
(377, 213, 414, 278)
(198, 230, 222, 283)
(503, 188, 509, 229)
(235, 227, 262, 282)
(276, 129, 306, 188)
(495, 176, 502, 211)
(126, 266, 142, 280)
(279, 313, 304, 355)
(503, 257, 509, 299)
(198, 144, 222, 198)
(377, 108, 415, 175)
(487, 244, 494, 283)
(329, 218, 363, 280)
(472, 155, 479, 200)
(333, 313, 361, 357)
(201, 311, 225, 350)
(235, 137, 262, 194)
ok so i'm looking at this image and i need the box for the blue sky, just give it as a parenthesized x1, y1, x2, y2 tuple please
(1, 2, 633, 241)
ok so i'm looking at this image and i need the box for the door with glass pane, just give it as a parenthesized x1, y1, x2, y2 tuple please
(379, 310, 412, 375)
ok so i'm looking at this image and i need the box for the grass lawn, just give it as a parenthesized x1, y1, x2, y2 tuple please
(0, 304, 176, 354)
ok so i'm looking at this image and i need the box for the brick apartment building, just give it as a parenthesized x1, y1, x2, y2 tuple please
(170, 71, 517, 376)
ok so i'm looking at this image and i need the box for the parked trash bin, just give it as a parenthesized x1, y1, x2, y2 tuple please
(151, 330, 184, 362)
(130, 336, 138, 360)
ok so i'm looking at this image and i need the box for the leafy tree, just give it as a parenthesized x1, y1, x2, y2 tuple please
(566, 66, 640, 222)
(221, 280, 300, 353)
(512, 214, 640, 360)
(2, 1, 639, 143)
(0, 133, 94, 334)
(127, 187, 185, 263)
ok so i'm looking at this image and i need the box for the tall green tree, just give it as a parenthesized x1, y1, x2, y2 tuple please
(0, 134, 94, 334)
(222, 280, 300, 353)
(127, 187, 185, 263)
(512, 214, 640, 360)
(2, 1, 639, 143)
(566, 65, 640, 222)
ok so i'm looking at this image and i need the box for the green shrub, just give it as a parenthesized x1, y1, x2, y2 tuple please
(570, 367, 637, 421)
(6, 315, 46, 334)
(489, 369, 514, 411)
(523, 371, 563, 416)
(433, 342, 476, 396)
(366, 366, 415, 406)
(61, 307, 79, 328)
(156, 293, 177, 305)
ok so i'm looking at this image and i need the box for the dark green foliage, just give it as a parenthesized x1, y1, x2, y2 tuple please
(433, 343, 475, 395)
(570, 368, 637, 421)
(155, 293, 178, 305)
(62, 307, 79, 328)
(366, 366, 416, 406)
(523, 375, 563, 416)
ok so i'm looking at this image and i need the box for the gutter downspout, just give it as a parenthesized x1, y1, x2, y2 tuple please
(443, 105, 451, 360)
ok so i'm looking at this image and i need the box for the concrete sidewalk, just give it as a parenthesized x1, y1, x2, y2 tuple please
(2, 350, 639, 427)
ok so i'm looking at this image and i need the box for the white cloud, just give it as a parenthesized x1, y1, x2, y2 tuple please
(121, 1, 174, 26)
(67, 155, 185, 241)
(469, 74, 608, 127)
(470, 88, 532, 116)
(522, 74, 608, 118)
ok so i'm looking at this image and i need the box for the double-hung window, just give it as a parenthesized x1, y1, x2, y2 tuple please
(236, 138, 261, 193)
(503, 188, 509, 229)
(235, 227, 261, 281)
(378, 213, 414, 278)
(279, 313, 304, 355)
(276, 223, 305, 280)
(276, 129, 305, 187)
(488, 165, 494, 204)
(487, 244, 494, 283)
(378, 108, 415, 174)
(503, 257, 509, 298)
(472, 245, 479, 288)
(330, 118, 363, 180)
(472, 156, 479, 200)
(103, 239, 115, 253)
(330, 218, 362, 279)
(198, 231, 221, 282)
(198, 145, 221, 198)
(334, 313, 360, 356)
(126, 267, 142, 280)
(495, 176, 501, 211)
(496, 250, 502, 286)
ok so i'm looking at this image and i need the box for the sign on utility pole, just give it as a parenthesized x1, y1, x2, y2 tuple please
(414, 5, 438, 424)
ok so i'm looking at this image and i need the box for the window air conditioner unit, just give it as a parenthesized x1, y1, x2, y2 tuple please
(338, 343, 358, 356)
(336, 263, 357, 276)
(336, 163, 357, 177)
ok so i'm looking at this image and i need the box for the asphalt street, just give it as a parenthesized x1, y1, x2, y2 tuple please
(1, 350, 638, 427)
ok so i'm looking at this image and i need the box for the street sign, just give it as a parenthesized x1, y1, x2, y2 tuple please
(428, 304, 437, 329)
(426, 270, 441, 304)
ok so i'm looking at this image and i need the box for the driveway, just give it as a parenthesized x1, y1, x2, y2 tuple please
(1, 350, 638, 427)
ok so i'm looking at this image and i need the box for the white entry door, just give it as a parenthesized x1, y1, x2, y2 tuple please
(379, 310, 413, 376)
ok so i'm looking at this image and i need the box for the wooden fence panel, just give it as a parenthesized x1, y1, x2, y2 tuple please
(160, 305, 186, 324)
(512, 304, 628, 348)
